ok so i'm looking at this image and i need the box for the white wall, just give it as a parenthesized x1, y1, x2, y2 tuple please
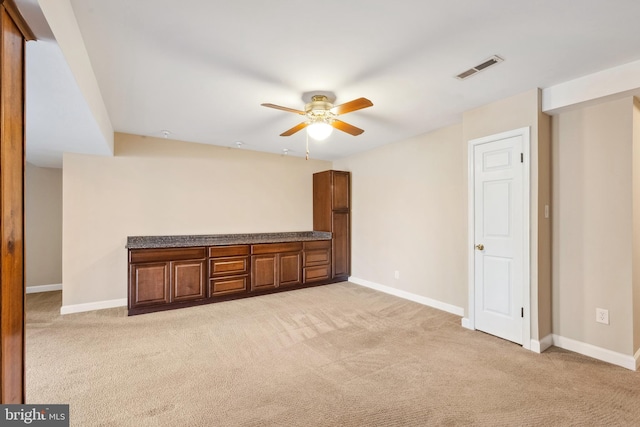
(38, 0, 114, 156)
(25, 163, 62, 287)
(334, 124, 468, 310)
(62, 133, 331, 308)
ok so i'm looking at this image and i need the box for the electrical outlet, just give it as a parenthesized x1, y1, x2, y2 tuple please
(394, 270, 400, 279)
(596, 308, 609, 325)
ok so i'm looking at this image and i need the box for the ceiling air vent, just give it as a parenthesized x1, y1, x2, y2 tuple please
(455, 55, 504, 80)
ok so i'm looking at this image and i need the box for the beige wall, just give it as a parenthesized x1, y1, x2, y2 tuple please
(537, 106, 553, 340)
(57, 92, 640, 363)
(333, 124, 468, 309)
(25, 163, 63, 287)
(463, 89, 541, 143)
(552, 97, 634, 355)
(62, 133, 331, 307)
(463, 88, 552, 341)
(633, 97, 640, 355)
(332, 89, 552, 333)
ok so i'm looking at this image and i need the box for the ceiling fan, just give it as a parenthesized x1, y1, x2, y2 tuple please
(261, 95, 373, 141)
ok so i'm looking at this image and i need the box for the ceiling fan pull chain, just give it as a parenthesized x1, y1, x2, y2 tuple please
(305, 132, 309, 160)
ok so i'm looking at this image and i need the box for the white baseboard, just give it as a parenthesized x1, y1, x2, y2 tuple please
(552, 334, 637, 371)
(530, 334, 553, 354)
(60, 298, 127, 315)
(461, 318, 473, 330)
(349, 276, 465, 317)
(26, 283, 62, 294)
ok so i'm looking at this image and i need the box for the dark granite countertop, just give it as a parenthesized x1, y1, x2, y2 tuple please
(126, 231, 332, 249)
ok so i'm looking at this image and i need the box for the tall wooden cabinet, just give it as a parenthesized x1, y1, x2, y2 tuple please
(0, 0, 34, 404)
(313, 170, 351, 280)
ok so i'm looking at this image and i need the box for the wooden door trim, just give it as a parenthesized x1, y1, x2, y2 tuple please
(0, 1, 35, 40)
(465, 127, 531, 350)
(0, 3, 26, 403)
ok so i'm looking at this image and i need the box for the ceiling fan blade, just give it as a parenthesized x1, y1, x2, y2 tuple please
(332, 119, 364, 136)
(261, 103, 305, 115)
(280, 122, 308, 136)
(330, 97, 373, 115)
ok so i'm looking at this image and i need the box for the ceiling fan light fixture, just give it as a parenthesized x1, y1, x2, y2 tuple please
(306, 120, 333, 141)
(262, 94, 372, 138)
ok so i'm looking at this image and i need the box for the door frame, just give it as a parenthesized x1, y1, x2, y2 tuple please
(465, 127, 531, 350)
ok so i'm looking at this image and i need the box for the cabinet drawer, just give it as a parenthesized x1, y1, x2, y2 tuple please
(251, 242, 302, 254)
(209, 256, 249, 277)
(303, 265, 331, 283)
(304, 248, 330, 267)
(130, 247, 206, 263)
(303, 240, 331, 250)
(209, 276, 248, 297)
(208, 245, 250, 258)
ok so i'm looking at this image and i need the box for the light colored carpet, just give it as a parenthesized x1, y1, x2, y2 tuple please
(26, 282, 640, 426)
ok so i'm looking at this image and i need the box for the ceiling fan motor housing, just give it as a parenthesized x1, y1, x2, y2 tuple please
(305, 95, 335, 121)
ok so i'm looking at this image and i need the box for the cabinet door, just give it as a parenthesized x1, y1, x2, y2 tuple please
(332, 212, 350, 278)
(332, 171, 350, 211)
(171, 259, 206, 302)
(130, 262, 170, 308)
(279, 252, 302, 287)
(313, 171, 332, 232)
(251, 254, 277, 291)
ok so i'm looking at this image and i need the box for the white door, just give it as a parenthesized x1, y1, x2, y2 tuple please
(472, 132, 526, 345)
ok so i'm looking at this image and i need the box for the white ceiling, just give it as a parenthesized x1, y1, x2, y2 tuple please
(17, 0, 640, 166)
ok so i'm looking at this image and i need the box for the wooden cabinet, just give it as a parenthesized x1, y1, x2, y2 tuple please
(172, 259, 206, 302)
(279, 252, 302, 286)
(251, 242, 302, 291)
(208, 245, 249, 297)
(129, 247, 206, 311)
(303, 240, 331, 283)
(127, 239, 333, 315)
(126, 167, 351, 316)
(332, 171, 350, 210)
(313, 170, 351, 280)
(251, 254, 278, 290)
(331, 212, 350, 278)
(130, 262, 170, 306)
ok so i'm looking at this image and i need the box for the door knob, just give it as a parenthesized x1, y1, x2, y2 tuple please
(475, 244, 485, 251)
